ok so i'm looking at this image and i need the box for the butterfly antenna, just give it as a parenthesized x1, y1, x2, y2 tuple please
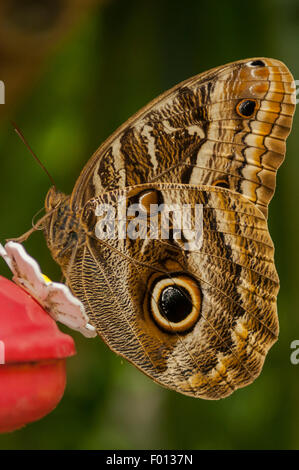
(11, 121, 56, 188)
(7, 205, 57, 243)
(32, 205, 46, 230)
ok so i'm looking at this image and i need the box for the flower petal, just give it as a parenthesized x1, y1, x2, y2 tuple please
(0, 242, 97, 338)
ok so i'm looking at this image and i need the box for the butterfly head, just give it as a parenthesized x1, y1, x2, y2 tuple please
(45, 185, 68, 213)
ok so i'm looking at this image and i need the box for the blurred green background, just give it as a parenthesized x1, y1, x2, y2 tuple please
(0, 0, 298, 450)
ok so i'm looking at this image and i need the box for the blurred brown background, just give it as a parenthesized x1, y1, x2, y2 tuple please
(0, 0, 298, 450)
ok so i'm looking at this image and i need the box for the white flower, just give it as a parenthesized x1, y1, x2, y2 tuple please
(0, 241, 97, 338)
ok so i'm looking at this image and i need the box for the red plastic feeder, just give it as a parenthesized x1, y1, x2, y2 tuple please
(0, 275, 76, 433)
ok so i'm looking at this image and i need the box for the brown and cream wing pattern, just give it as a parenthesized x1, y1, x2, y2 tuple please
(71, 57, 296, 217)
(63, 183, 280, 399)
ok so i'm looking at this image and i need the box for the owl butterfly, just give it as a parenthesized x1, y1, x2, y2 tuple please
(16, 58, 296, 399)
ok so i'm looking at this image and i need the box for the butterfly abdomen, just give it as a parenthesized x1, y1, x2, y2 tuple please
(44, 187, 86, 270)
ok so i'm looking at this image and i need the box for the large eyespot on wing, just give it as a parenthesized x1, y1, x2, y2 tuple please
(75, 183, 279, 399)
(71, 58, 295, 219)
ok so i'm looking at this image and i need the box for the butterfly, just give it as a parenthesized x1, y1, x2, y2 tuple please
(13, 58, 296, 399)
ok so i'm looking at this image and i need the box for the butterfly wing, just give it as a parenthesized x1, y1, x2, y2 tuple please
(65, 184, 279, 399)
(70, 57, 296, 217)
